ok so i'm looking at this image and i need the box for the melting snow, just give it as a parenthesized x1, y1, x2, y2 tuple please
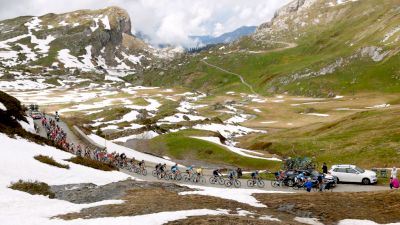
(338, 219, 400, 225)
(0, 102, 6, 111)
(180, 184, 291, 207)
(112, 131, 159, 142)
(301, 113, 330, 117)
(101, 15, 110, 30)
(192, 136, 281, 161)
(294, 217, 324, 225)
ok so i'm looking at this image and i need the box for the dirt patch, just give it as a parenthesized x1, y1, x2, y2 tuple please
(255, 191, 400, 225)
(165, 215, 286, 225)
(56, 187, 259, 220)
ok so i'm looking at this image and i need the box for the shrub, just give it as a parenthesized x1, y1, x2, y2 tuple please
(67, 156, 117, 171)
(9, 180, 55, 198)
(34, 155, 70, 169)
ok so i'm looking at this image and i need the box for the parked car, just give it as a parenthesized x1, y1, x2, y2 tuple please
(30, 111, 42, 120)
(329, 165, 377, 185)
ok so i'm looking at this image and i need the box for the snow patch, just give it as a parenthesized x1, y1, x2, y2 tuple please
(0, 102, 6, 111)
(180, 184, 291, 207)
(294, 217, 324, 225)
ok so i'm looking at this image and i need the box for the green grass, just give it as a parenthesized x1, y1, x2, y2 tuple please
(9, 180, 55, 198)
(142, 0, 400, 97)
(34, 155, 70, 169)
(67, 156, 117, 171)
(241, 108, 400, 169)
(86, 106, 130, 122)
(149, 130, 281, 170)
(132, 97, 149, 106)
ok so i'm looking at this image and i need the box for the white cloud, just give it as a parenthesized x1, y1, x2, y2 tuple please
(0, 0, 291, 47)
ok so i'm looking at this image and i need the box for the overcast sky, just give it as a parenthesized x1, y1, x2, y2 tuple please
(0, 0, 291, 47)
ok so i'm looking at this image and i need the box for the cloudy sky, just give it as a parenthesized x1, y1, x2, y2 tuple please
(0, 0, 291, 47)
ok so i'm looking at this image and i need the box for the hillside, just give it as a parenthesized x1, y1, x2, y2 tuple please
(143, 0, 400, 97)
(0, 7, 181, 89)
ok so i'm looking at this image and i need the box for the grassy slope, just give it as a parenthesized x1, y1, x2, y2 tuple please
(239, 107, 400, 168)
(149, 129, 280, 170)
(143, 0, 400, 96)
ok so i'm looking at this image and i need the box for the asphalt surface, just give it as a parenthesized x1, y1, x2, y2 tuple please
(33, 115, 390, 193)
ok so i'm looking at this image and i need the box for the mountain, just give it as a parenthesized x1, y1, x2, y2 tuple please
(0, 6, 181, 88)
(143, 0, 400, 97)
(190, 26, 257, 47)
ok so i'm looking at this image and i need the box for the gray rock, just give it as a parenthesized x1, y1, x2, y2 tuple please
(50, 179, 191, 204)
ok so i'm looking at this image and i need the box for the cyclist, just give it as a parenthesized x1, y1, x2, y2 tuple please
(237, 167, 243, 178)
(251, 170, 259, 180)
(138, 160, 145, 168)
(171, 163, 179, 174)
(186, 165, 194, 176)
(195, 167, 203, 182)
(213, 168, 222, 177)
(228, 169, 236, 180)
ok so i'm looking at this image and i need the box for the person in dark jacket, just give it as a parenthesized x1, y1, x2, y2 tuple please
(322, 163, 328, 174)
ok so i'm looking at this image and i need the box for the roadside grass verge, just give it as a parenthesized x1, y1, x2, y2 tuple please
(34, 155, 70, 169)
(9, 180, 55, 198)
(240, 108, 400, 169)
(149, 131, 281, 170)
(67, 156, 117, 171)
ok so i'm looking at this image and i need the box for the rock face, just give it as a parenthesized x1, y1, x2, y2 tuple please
(0, 6, 173, 83)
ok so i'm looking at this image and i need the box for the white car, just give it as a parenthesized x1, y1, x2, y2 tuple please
(329, 165, 377, 185)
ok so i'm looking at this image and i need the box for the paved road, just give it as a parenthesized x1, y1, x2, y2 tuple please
(200, 41, 298, 96)
(33, 116, 390, 193)
(201, 60, 258, 96)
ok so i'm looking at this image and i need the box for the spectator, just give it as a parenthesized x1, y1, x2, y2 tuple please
(305, 178, 313, 192)
(390, 177, 399, 189)
(391, 167, 397, 179)
(322, 162, 328, 174)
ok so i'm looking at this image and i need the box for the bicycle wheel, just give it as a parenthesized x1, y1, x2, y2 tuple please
(225, 180, 232, 187)
(209, 176, 216, 184)
(199, 176, 206, 184)
(175, 173, 182, 181)
(234, 179, 241, 188)
(182, 174, 189, 182)
(152, 170, 157, 177)
(142, 169, 147, 176)
(247, 180, 255, 187)
(134, 167, 140, 174)
(257, 180, 265, 188)
(218, 177, 225, 185)
(271, 180, 278, 188)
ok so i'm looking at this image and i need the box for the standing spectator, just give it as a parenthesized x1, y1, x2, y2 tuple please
(391, 167, 397, 179)
(305, 178, 313, 192)
(390, 177, 399, 189)
(322, 162, 328, 174)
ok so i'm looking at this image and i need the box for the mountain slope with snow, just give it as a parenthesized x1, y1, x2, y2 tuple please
(0, 7, 182, 89)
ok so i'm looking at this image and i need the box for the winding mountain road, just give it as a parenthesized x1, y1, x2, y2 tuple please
(200, 41, 298, 96)
(201, 59, 258, 95)
(33, 115, 389, 193)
